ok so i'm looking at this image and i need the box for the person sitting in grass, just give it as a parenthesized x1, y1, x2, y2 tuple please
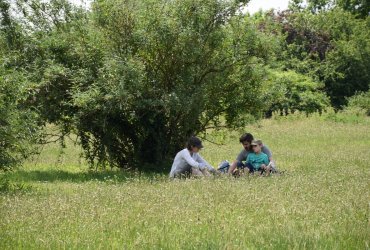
(169, 136, 216, 178)
(227, 133, 277, 174)
(245, 139, 272, 176)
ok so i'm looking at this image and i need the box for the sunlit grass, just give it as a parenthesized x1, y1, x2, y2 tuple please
(0, 116, 369, 249)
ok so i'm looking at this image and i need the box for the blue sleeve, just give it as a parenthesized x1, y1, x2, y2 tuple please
(264, 154, 269, 165)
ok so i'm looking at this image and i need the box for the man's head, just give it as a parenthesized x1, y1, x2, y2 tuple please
(239, 133, 254, 151)
(187, 136, 203, 153)
(251, 139, 263, 153)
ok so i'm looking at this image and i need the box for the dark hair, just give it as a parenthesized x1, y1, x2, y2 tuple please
(186, 136, 203, 150)
(239, 133, 254, 143)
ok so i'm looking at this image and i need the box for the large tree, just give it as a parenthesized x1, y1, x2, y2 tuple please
(73, 0, 267, 169)
(3, 0, 271, 170)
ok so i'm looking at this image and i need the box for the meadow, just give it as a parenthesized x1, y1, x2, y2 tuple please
(0, 115, 369, 249)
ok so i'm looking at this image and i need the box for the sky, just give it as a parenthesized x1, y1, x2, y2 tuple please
(245, 0, 291, 14)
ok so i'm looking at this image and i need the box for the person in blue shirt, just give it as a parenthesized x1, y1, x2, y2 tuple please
(245, 139, 272, 176)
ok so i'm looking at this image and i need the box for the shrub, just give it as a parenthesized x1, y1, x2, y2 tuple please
(345, 90, 370, 116)
(0, 70, 42, 170)
(0, 0, 44, 170)
(262, 70, 330, 116)
(319, 106, 367, 124)
(0, 177, 33, 193)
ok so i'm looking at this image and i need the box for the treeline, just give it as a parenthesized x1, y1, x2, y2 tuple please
(0, 0, 369, 170)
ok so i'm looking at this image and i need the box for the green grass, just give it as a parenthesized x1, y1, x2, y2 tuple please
(0, 116, 369, 249)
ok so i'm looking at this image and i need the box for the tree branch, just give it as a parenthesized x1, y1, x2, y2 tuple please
(198, 136, 225, 146)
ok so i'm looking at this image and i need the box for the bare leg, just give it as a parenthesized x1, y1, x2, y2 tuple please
(191, 167, 204, 177)
(201, 169, 212, 177)
(192, 168, 212, 177)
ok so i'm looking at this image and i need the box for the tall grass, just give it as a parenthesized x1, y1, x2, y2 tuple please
(0, 116, 369, 249)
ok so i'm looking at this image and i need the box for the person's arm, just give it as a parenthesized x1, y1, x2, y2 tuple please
(262, 145, 273, 161)
(182, 150, 202, 169)
(262, 145, 278, 170)
(196, 154, 216, 173)
(228, 149, 248, 174)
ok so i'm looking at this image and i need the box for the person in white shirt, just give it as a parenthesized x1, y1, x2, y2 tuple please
(169, 136, 216, 178)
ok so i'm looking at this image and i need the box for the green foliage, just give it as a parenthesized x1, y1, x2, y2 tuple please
(323, 107, 368, 124)
(0, 176, 32, 193)
(291, 0, 370, 18)
(0, 0, 45, 170)
(2, 0, 369, 171)
(78, 0, 269, 168)
(0, 68, 42, 170)
(262, 70, 330, 116)
(256, 7, 370, 108)
(4, 0, 270, 169)
(318, 11, 370, 106)
(270, 107, 369, 125)
(345, 90, 370, 115)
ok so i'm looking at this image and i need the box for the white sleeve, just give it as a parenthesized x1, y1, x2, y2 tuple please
(182, 150, 201, 169)
(196, 154, 215, 172)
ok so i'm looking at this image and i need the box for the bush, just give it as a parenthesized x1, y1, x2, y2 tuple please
(0, 0, 44, 170)
(0, 70, 42, 170)
(262, 70, 330, 116)
(323, 108, 367, 124)
(0, 177, 33, 193)
(345, 90, 370, 116)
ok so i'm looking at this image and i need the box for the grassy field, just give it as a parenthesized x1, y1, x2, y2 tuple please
(0, 115, 369, 249)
